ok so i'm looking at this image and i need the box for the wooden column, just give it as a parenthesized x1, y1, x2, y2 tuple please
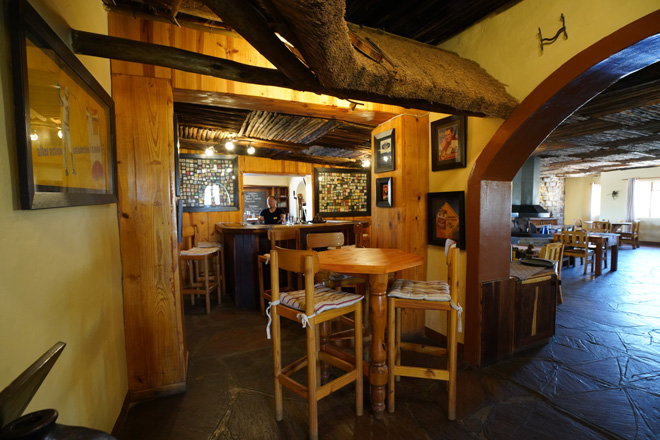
(371, 114, 429, 334)
(113, 74, 187, 400)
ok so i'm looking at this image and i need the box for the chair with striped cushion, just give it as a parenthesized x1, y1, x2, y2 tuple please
(267, 247, 363, 440)
(386, 240, 461, 420)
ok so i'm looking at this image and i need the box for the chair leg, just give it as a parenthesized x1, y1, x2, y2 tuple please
(307, 322, 318, 440)
(215, 251, 222, 305)
(272, 310, 283, 422)
(203, 256, 211, 314)
(258, 258, 266, 316)
(387, 298, 396, 413)
(355, 302, 363, 416)
(447, 308, 458, 420)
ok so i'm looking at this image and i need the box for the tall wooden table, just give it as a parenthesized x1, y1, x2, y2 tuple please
(318, 247, 424, 419)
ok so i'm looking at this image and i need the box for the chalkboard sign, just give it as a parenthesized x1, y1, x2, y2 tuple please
(244, 189, 267, 213)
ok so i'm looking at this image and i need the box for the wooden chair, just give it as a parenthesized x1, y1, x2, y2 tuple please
(620, 221, 640, 248)
(268, 247, 363, 440)
(560, 230, 595, 275)
(540, 242, 564, 304)
(592, 220, 610, 232)
(258, 228, 298, 315)
(305, 231, 367, 344)
(386, 241, 461, 420)
(179, 226, 222, 314)
(195, 230, 226, 298)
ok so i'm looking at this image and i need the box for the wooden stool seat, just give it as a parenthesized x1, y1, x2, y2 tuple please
(179, 226, 222, 314)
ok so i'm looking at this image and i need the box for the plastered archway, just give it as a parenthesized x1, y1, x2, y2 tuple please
(464, 10, 660, 366)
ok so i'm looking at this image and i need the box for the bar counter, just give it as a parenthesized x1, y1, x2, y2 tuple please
(216, 221, 362, 308)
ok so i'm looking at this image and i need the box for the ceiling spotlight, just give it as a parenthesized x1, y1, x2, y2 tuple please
(30, 132, 38, 141)
(361, 158, 371, 167)
(247, 146, 255, 155)
(205, 146, 216, 156)
(225, 141, 235, 151)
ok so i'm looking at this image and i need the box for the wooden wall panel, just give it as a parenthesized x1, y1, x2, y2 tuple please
(371, 114, 429, 334)
(114, 75, 186, 398)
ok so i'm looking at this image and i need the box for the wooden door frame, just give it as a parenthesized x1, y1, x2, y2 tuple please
(464, 10, 660, 366)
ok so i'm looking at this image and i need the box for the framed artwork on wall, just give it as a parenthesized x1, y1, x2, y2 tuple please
(178, 153, 239, 212)
(431, 115, 467, 172)
(314, 168, 371, 217)
(428, 191, 465, 250)
(375, 177, 392, 207)
(374, 128, 395, 173)
(10, 0, 117, 209)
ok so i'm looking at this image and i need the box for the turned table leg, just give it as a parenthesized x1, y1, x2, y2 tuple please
(368, 273, 389, 419)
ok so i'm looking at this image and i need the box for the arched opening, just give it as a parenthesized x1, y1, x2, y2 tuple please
(464, 10, 660, 366)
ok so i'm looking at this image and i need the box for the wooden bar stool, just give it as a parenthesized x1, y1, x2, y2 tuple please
(257, 228, 299, 315)
(386, 241, 461, 420)
(179, 226, 221, 314)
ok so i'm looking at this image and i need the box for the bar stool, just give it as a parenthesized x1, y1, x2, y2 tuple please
(257, 228, 299, 315)
(387, 240, 461, 420)
(179, 226, 222, 314)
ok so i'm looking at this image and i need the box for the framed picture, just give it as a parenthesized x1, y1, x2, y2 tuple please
(10, 1, 117, 209)
(431, 115, 466, 172)
(428, 191, 465, 250)
(314, 168, 371, 217)
(374, 128, 395, 173)
(178, 154, 239, 212)
(376, 177, 392, 208)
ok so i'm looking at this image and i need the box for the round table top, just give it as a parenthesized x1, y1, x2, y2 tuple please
(318, 247, 424, 275)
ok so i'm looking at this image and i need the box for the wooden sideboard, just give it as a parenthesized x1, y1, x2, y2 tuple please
(480, 264, 558, 366)
(216, 221, 361, 308)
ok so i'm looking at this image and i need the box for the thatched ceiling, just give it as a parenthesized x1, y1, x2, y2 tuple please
(102, 0, 660, 176)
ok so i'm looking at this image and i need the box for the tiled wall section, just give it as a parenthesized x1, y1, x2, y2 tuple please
(540, 176, 565, 225)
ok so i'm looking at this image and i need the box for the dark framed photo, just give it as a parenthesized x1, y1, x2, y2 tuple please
(178, 154, 239, 212)
(428, 191, 465, 250)
(314, 168, 371, 217)
(374, 128, 395, 173)
(431, 115, 466, 172)
(10, 1, 117, 209)
(376, 177, 392, 208)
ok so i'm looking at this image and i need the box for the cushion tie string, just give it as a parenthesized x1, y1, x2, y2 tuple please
(265, 300, 280, 339)
(296, 312, 317, 329)
(450, 301, 463, 333)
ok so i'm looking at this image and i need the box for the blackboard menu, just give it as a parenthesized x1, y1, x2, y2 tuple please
(244, 189, 267, 213)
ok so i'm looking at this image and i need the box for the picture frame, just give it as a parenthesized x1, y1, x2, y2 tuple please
(314, 168, 371, 217)
(374, 128, 395, 173)
(178, 153, 239, 212)
(375, 177, 392, 208)
(9, 0, 117, 209)
(431, 115, 467, 172)
(428, 191, 465, 250)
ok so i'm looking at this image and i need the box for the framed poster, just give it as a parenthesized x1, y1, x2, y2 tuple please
(10, 0, 117, 209)
(431, 115, 467, 172)
(374, 128, 395, 173)
(428, 191, 465, 250)
(178, 154, 239, 212)
(375, 177, 392, 208)
(314, 168, 371, 217)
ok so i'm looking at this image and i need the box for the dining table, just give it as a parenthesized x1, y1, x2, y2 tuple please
(318, 247, 424, 419)
(554, 232, 619, 276)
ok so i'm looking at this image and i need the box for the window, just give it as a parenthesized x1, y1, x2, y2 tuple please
(634, 179, 660, 218)
(590, 183, 601, 221)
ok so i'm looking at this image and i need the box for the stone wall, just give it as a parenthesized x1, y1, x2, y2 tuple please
(540, 176, 565, 225)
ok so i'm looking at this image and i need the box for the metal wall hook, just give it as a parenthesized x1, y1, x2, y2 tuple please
(538, 13, 568, 54)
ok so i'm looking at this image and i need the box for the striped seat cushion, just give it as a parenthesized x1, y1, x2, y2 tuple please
(279, 284, 363, 314)
(387, 279, 451, 302)
(180, 247, 218, 257)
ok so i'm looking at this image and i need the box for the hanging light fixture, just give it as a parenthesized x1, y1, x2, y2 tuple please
(247, 143, 255, 155)
(225, 141, 235, 151)
(361, 158, 371, 168)
(205, 146, 216, 156)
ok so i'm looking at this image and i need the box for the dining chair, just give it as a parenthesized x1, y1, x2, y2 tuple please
(386, 240, 461, 420)
(620, 221, 640, 248)
(179, 225, 222, 314)
(560, 230, 595, 275)
(305, 231, 368, 345)
(592, 220, 610, 232)
(267, 247, 363, 440)
(258, 228, 299, 315)
(539, 242, 564, 304)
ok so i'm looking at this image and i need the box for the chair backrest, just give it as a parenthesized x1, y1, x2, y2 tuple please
(593, 220, 610, 231)
(270, 247, 320, 316)
(268, 228, 298, 250)
(353, 223, 364, 248)
(540, 242, 563, 262)
(560, 230, 589, 249)
(305, 232, 345, 250)
(632, 221, 640, 234)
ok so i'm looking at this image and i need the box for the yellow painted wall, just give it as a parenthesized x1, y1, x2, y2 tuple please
(564, 175, 600, 226)
(0, 0, 126, 433)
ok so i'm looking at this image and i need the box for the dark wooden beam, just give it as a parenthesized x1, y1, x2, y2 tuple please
(70, 30, 297, 89)
(201, 0, 318, 87)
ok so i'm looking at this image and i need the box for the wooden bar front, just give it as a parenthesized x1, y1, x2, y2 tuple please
(216, 221, 360, 308)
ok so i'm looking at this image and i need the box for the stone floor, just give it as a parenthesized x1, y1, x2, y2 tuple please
(114, 244, 660, 440)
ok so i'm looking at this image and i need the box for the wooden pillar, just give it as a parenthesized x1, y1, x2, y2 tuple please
(113, 74, 187, 399)
(371, 114, 429, 334)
